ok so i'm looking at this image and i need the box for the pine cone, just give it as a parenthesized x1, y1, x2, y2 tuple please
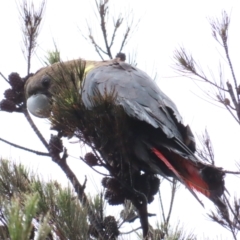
(101, 177, 121, 193)
(4, 88, 17, 100)
(134, 174, 160, 203)
(103, 216, 119, 238)
(105, 190, 125, 205)
(135, 174, 150, 195)
(116, 52, 126, 61)
(101, 177, 109, 187)
(49, 135, 63, 159)
(149, 176, 160, 196)
(148, 195, 154, 203)
(85, 152, 98, 166)
(4, 89, 24, 104)
(223, 98, 230, 106)
(0, 99, 16, 112)
(8, 72, 24, 90)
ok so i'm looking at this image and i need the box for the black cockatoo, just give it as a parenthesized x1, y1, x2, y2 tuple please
(25, 56, 225, 208)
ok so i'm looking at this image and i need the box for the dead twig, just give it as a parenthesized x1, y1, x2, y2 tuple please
(84, 0, 138, 60)
(18, 0, 46, 74)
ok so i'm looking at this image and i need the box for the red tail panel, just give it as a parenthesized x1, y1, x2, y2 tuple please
(152, 148, 210, 198)
(152, 148, 185, 183)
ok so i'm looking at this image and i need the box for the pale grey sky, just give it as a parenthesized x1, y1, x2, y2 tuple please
(1, 0, 240, 239)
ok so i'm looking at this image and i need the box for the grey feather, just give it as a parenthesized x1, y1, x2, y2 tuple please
(82, 62, 192, 147)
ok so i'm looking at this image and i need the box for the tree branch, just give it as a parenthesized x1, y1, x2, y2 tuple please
(49, 135, 106, 239)
(18, 0, 46, 74)
(165, 180, 177, 229)
(23, 109, 49, 150)
(97, 0, 113, 59)
(0, 72, 9, 83)
(0, 137, 49, 156)
(109, 17, 123, 48)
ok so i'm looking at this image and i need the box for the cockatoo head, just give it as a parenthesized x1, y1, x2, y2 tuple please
(25, 65, 54, 118)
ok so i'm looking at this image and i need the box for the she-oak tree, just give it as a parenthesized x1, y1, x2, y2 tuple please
(0, 1, 239, 240)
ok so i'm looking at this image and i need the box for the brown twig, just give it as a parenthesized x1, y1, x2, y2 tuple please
(80, 156, 110, 176)
(158, 186, 166, 224)
(174, 48, 228, 92)
(165, 179, 177, 229)
(208, 11, 240, 123)
(217, 95, 240, 124)
(219, 13, 239, 103)
(0, 137, 49, 156)
(223, 196, 239, 239)
(84, 0, 137, 61)
(120, 227, 142, 235)
(87, 25, 108, 56)
(223, 170, 240, 174)
(226, 81, 240, 121)
(0, 72, 9, 83)
(226, 82, 238, 109)
(223, 194, 240, 229)
(197, 129, 215, 165)
(18, 0, 46, 74)
(209, 193, 239, 240)
(96, 0, 113, 59)
(119, 27, 130, 54)
(23, 109, 49, 150)
(109, 17, 123, 48)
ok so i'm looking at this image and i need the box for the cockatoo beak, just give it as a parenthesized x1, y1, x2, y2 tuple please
(26, 93, 51, 118)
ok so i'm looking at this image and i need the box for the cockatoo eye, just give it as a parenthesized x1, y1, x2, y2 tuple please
(41, 76, 51, 88)
(26, 93, 51, 118)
